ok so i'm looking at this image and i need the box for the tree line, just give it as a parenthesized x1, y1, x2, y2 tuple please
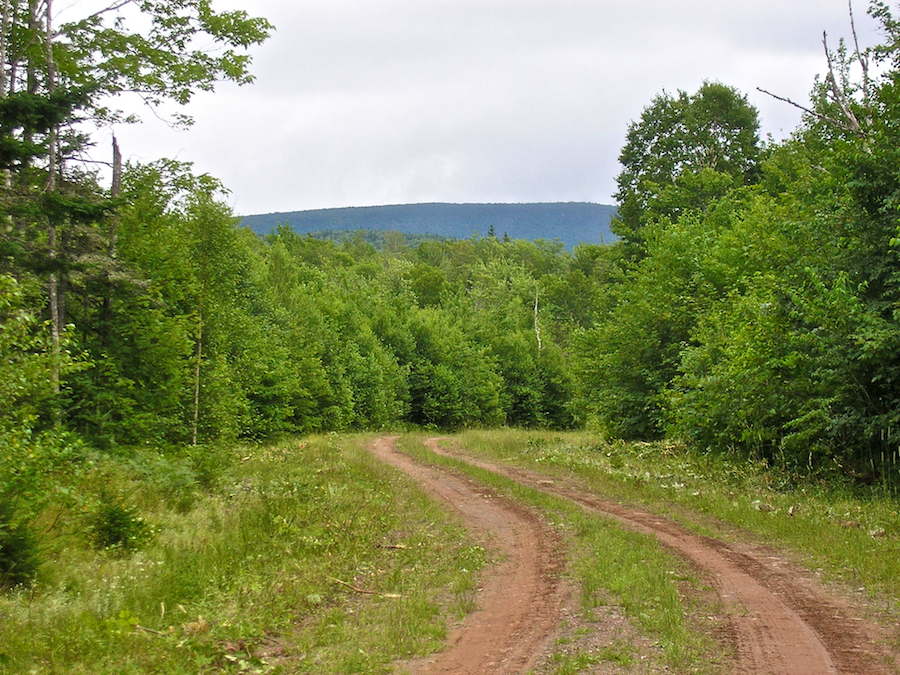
(581, 2, 900, 486)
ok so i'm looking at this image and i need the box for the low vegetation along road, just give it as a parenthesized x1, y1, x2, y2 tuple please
(370, 436, 897, 675)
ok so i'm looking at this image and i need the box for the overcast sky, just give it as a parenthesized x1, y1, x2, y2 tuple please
(102, 0, 880, 216)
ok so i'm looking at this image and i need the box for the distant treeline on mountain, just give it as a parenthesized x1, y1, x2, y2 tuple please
(240, 202, 617, 249)
(299, 230, 448, 249)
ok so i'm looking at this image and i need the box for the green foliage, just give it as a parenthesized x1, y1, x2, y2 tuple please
(0, 275, 85, 586)
(0, 436, 486, 673)
(613, 81, 761, 253)
(0, 276, 57, 426)
(573, 4, 900, 489)
(576, 203, 739, 438)
(87, 493, 151, 553)
(0, 89, 87, 170)
(58, 1, 273, 121)
(14, 2, 900, 613)
(253, 227, 580, 433)
(669, 275, 797, 456)
(491, 333, 576, 428)
(405, 309, 504, 429)
(0, 520, 40, 590)
(298, 228, 449, 249)
(404, 262, 449, 307)
(1, 0, 274, 452)
(0, 426, 86, 586)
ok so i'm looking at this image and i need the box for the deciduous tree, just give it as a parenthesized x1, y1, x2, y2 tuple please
(613, 82, 761, 255)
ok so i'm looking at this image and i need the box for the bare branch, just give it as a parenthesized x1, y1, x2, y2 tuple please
(53, 0, 136, 37)
(756, 87, 837, 126)
(848, 1, 869, 86)
(848, 0, 873, 124)
(822, 31, 863, 135)
(71, 157, 115, 167)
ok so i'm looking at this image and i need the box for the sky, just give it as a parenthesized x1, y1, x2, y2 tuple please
(96, 0, 882, 216)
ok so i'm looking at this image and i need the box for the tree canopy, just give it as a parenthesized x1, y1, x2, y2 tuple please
(579, 2, 900, 487)
(613, 81, 762, 253)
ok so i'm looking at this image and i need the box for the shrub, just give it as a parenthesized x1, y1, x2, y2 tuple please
(87, 493, 151, 552)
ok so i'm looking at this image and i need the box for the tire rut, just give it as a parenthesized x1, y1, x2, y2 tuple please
(423, 438, 897, 675)
(369, 437, 566, 675)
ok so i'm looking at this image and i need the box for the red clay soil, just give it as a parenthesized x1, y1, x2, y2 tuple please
(420, 437, 899, 675)
(369, 436, 566, 675)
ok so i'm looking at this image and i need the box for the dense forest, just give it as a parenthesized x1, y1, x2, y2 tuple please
(4, 0, 900, 589)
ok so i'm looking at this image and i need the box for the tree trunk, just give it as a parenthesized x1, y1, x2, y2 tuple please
(111, 136, 122, 199)
(101, 136, 122, 347)
(192, 303, 203, 446)
(0, 0, 9, 98)
(1, 2, 10, 191)
(44, 0, 61, 395)
(48, 224, 60, 395)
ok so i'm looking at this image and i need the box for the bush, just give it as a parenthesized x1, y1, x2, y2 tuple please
(87, 493, 151, 552)
(185, 443, 233, 491)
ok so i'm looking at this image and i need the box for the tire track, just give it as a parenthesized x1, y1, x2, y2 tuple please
(424, 437, 897, 675)
(369, 437, 565, 675)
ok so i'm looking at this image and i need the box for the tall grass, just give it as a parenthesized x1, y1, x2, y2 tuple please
(0, 435, 484, 674)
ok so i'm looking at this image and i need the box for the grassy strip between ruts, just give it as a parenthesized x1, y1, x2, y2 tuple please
(0, 434, 485, 675)
(447, 430, 900, 623)
(396, 434, 726, 675)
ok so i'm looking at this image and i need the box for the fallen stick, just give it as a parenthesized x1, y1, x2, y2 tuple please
(327, 576, 401, 598)
(134, 624, 169, 637)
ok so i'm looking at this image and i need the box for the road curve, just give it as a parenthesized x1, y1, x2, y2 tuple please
(423, 437, 897, 675)
(369, 437, 565, 675)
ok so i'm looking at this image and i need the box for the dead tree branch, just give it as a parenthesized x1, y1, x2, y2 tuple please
(756, 87, 834, 126)
(848, 0, 871, 98)
(823, 31, 863, 136)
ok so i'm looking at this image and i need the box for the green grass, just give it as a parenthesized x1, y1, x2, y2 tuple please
(0, 435, 485, 674)
(549, 639, 635, 674)
(5, 429, 894, 675)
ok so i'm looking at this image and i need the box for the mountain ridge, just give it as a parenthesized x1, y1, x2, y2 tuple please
(240, 201, 617, 249)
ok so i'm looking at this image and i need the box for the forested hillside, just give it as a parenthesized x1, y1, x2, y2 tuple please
(4, 0, 900, 595)
(240, 202, 617, 249)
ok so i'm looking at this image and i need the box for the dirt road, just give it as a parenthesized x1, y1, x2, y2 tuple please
(370, 436, 897, 675)
(370, 436, 566, 674)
